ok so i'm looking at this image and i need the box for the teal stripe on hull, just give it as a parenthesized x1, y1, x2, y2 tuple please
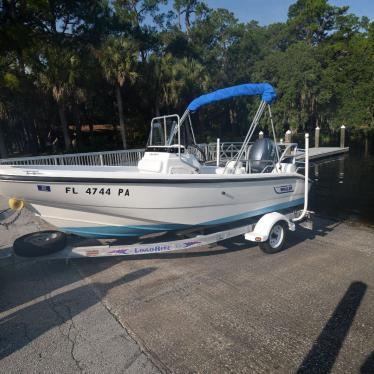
(205, 198, 304, 225)
(63, 198, 304, 238)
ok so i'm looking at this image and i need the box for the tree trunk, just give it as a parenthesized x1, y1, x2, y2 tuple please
(364, 132, 368, 158)
(0, 122, 8, 158)
(23, 121, 32, 154)
(155, 99, 161, 117)
(185, 4, 191, 35)
(116, 84, 127, 149)
(58, 102, 71, 150)
(24, 120, 39, 155)
(177, 9, 182, 30)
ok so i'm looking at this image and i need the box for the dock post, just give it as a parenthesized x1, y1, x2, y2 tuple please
(315, 126, 320, 148)
(285, 130, 292, 143)
(259, 131, 264, 139)
(340, 125, 346, 148)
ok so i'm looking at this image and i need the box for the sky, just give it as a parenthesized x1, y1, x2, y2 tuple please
(203, 0, 373, 25)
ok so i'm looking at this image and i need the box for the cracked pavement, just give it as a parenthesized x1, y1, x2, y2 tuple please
(0, 258, 163, 374)
(1, 198, 374, 373)
(0, 199, 163, 374)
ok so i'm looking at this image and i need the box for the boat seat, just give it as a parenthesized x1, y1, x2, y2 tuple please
(137, 159, 163, 173)
(223, 161, 246, 174)
(138, 151, 200, 174)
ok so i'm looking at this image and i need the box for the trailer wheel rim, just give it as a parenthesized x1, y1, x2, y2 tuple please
(269, 224, 284, 249)
(24, 232, 59, 245)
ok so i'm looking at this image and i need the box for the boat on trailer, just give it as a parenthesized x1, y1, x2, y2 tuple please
(0, 83, 311, 254)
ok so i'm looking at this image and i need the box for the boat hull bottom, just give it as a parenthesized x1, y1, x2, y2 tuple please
(31, 198, 304, 238)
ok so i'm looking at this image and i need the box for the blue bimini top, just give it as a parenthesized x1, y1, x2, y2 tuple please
(187, 83, 276, 112)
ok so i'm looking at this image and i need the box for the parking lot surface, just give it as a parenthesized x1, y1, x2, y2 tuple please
(1, 199, 374, 373)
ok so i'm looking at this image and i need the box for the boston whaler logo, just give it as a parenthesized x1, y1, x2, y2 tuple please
(274, 184, 294, 194)
(37, 184, 51, 192)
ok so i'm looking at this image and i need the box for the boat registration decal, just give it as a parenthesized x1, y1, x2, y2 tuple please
(274, 185, 294, 194)
(37, 184, 51, 192)
(65, 187, 130, 197)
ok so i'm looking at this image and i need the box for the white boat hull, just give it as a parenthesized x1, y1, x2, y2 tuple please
(0, 166, 306, 237)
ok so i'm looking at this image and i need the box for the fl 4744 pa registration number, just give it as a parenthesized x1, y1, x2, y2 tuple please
(65, 187, 130, 196)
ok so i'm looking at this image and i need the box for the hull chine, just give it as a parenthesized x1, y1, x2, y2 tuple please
(58, 197, 304, 238)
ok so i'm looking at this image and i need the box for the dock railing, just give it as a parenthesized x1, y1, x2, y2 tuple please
(0, 149, 145, 166)
(0, 138, 347, 167)
(205, 142, 245, 161)
(0, 142, 247, 167)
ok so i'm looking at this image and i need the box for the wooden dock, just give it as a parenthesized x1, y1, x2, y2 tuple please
(296, 147, 349, 161)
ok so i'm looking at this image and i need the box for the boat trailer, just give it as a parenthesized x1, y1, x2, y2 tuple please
(1, 209, 313, 261)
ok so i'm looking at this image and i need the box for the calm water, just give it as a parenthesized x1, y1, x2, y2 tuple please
(310, 151, 374, 226)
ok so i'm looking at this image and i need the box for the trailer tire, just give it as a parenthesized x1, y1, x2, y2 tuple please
(13, 231, 67, 257)
(259, 221, 287, 254)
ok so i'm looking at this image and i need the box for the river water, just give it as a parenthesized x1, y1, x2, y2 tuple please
(310, 151, 374, 227)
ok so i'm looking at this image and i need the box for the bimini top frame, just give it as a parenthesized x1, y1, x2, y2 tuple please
(148, 83, 278, 169)
(172, 83, 278, 168)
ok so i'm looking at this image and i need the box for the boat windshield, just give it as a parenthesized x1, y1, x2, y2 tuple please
(148, 114, 196, 148)
(148, 115, 179, 146)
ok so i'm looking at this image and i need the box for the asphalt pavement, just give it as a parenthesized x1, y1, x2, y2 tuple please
(1, 197, 374, 373)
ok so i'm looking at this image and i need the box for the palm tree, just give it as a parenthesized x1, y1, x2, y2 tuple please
(0, 59, 20, 158)
(97, 37, 139, 149)
(150, 53, 206, 115)
(36, 48, 83, 150)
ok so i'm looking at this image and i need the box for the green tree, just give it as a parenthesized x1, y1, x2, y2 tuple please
(36, 47, 85, 150)
(288, 0, 348, 45)
(173, 0, 207, 34)
(0, 0, 373, 156)
(98, 37, 139, 149)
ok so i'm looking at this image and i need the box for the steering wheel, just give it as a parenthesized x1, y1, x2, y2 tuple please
(187, 144, 207, 163)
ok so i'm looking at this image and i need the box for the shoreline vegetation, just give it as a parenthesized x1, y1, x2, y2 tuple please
(0, 0, 373, 158)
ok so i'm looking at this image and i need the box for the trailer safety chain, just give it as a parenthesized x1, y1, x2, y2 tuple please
(0, 208, 10, 215)
(0, 209, 22, 229)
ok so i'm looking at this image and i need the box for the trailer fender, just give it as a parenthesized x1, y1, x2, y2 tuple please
(245, 212, 295, 242)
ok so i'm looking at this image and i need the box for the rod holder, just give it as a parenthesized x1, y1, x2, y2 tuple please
(216, 138, 220, 167)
